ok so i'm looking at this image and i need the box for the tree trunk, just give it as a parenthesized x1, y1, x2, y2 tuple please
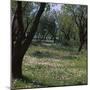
(12, 53, 23, 78)
(12, 1, 46, 79)
(78, 27, 86, 52)
(78, 41, 83, 52)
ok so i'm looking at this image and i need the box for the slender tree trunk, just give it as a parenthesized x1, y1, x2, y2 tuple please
(78, 41, 84, 52)
(78, 27, 86, 52)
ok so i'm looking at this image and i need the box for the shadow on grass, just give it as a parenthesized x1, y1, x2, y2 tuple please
(19, 75, 47, 88)
(32, 42, 78, 52)
(31, 50, 78, 60)
(32, 51, 54, 59)
(21, 75, 87, 89)
(30, 42, 84, 60)
(61, 55, 78, 60)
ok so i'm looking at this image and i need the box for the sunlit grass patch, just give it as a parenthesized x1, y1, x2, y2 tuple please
(12, 43, 87, 89)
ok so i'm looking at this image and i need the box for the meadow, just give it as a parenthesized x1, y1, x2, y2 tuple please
(12, 42, 87, 89)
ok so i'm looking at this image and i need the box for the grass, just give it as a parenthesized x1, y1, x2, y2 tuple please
(12, 42, 87, 89)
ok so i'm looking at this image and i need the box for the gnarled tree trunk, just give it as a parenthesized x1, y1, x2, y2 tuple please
(12, 1, 46, 78)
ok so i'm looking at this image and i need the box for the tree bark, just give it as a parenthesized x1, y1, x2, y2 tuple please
(12, 1, 46, 78)
(78, 26, 87, 52)
(12, 1, 25, 78)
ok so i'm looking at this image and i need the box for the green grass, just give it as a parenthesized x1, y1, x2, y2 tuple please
(12, 43, 87, 89)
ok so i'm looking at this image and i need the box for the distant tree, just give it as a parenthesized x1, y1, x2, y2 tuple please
(53, 8, 76, 45)
(59, 13, 75, 45)
(12, 1, 46, 78)
(62, 5, 87, 51)
(35, 14, 57, 43)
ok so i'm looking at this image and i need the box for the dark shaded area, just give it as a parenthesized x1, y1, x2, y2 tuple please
(32, 42, 78, 52)
(61, 55, 78, 60)
(32, 51, 53, 58)
(30, 42, 80, 60)
(12, 76, 49, 89)
(21, 76, 47, 87)
(31, 50, 78, 60)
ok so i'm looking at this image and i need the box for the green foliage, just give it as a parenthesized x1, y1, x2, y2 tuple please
(56, 10, 78, 45)
(62, 4, 87, 51)
(11, 1, 87, 47)
(35, 14, 56, 41)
